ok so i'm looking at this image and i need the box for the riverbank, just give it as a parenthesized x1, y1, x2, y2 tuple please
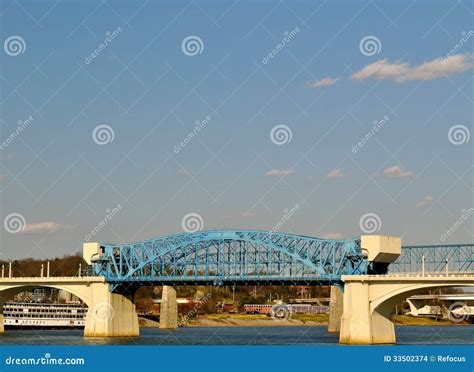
(139, 313, 471, 328)
(187, 313, 328, 327)
(392, 315, 471, 326)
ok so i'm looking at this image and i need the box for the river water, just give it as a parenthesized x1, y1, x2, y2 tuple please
(0, 326, 472, 345)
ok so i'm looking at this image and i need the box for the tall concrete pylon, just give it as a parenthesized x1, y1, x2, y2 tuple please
(327, 285, 343, 333)
(160, 286, 178, 329)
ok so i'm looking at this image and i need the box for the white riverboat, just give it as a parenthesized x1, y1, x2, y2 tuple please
(3, 302, 87, 328)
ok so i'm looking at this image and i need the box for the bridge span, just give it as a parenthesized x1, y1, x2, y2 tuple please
(0, 276, 138, 336)
(0, 231, 472, 344)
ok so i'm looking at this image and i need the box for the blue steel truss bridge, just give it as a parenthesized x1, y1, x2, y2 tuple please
(87, 230, 473, 291)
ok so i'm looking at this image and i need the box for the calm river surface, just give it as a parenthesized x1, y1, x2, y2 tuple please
(0, 326, 472, 345)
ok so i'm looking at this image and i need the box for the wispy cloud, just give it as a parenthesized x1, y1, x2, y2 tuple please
(325, 169, 345, 179)
(177, 169, 191, 176)
(382, 165, 413, 178)
(321, 232, 344, 239)
(307, 77, 338, 88)
(416, 195, 434, 208)
(241, 211, 255, 217)
(350, 54, 473, 82)
(265, 169, 296, 177)
(21, 222, 74, 234)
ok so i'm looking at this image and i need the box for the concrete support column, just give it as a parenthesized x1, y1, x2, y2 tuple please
(339, 282, 395, 344)
(160, 286, 177, 329)
(328, 285, 343, 333)
(0, 299, 5, 334)
(84, 283, 139, 337)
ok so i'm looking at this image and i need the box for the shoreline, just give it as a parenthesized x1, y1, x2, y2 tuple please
(139, 314, 472, 328)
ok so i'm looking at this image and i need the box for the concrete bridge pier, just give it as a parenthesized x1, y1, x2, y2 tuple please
(83, 283, 139, 337)
(328, 285, 343, 333)
(339, 281, 395, 345)
(160, 286, 178, 329)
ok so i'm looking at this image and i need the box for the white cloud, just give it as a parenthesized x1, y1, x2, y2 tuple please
(177, 169, 191, 176)
(21, 222, 73, 234)
(351, 59, 409, 81)
(401, 54, 473, 82)
(325, 169, 345, 179)
(321, 232, 344, 240)
(382, 165, 413, 178)
(416, 195, 434, 208)
(241, 211, 255, 217)
(350, 54, 473, 82)
(307, 77, 338, 88)
(265, 169, 296, 177)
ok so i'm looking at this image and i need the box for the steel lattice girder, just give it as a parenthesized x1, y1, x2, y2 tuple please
(390, 244, 474, 273)
(92, 230, 367, 288)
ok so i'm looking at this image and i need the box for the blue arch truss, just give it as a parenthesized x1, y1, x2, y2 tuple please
(91, 230, 368, 289)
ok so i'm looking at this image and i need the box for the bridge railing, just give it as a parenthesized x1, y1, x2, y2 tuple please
(389, 244, 473, 274)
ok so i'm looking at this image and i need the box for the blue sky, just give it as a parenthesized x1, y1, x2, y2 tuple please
(0, 0, 472, 259)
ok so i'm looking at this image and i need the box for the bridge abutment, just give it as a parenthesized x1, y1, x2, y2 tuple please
(328, 285, 343, 333)
(84, 283, 139, 337)
(160, 286, 178, 329)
